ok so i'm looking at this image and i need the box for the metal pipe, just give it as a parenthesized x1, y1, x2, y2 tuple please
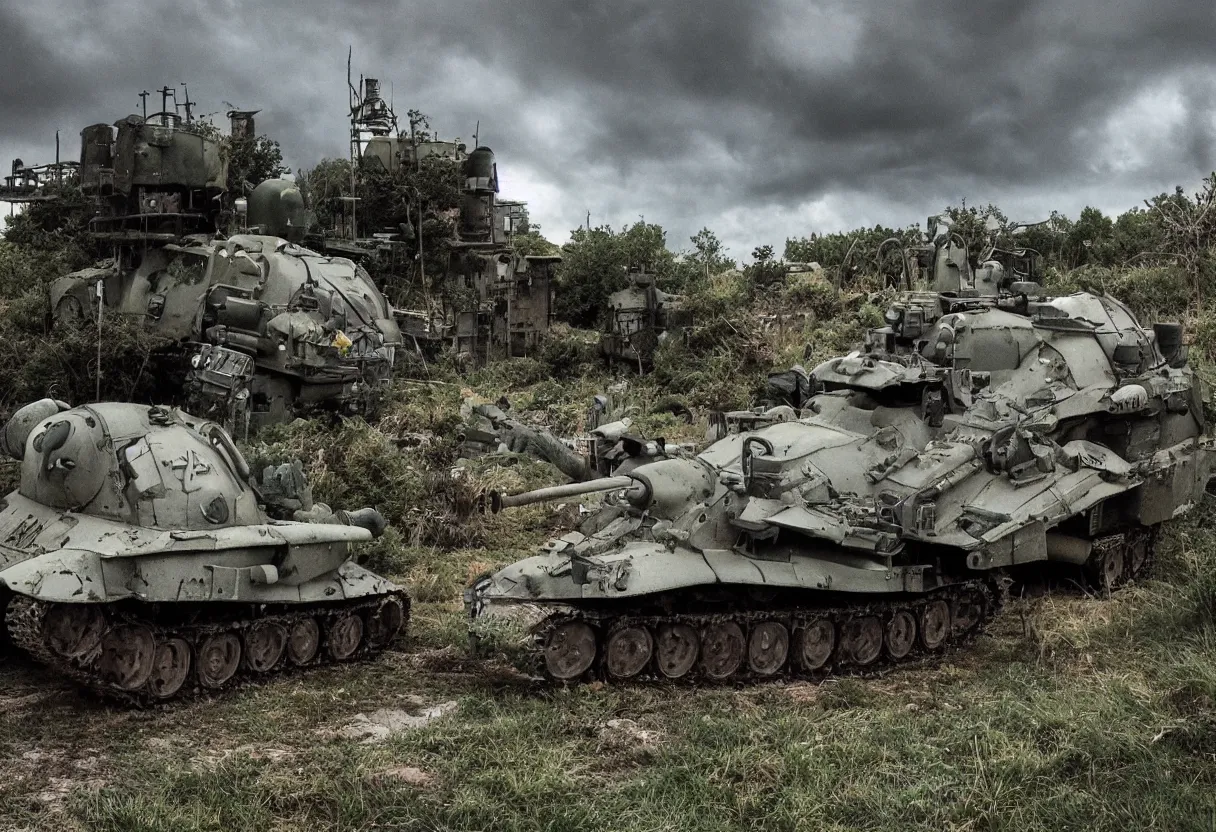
(1045, 533, 1091, 565)
(491, 475, 638, 513)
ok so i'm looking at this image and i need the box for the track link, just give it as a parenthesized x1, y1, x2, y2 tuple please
(1086, 526, 1157, 591)
(520, 577, 1003, 685)
(5, 592, 409, 706)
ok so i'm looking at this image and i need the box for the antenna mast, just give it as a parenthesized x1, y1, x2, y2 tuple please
(158, 85, 176, 120)
(347, 47, 359, 240)
(179, 82, 195, 122)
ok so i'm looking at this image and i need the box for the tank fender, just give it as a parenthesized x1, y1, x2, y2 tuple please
(478, 543, 719, 603)
(275, 539, 357, 586)
(192, 557, 399, 604)
(1134, 438, 1215, 524)
(703, 547, 933, 593)
(266, 559, 398, 604)
(968, 521, 1049, 570)
(0, 548, 115, 603)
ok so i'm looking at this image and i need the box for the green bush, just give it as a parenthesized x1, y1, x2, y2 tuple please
(782, 271, 840, 318)
(537, 326, 600, 379)
(1047, 264, 1191, 321)
(0, 297, 179, 417)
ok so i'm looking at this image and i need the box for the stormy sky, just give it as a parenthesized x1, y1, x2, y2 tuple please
(3, 0, 1214, 260)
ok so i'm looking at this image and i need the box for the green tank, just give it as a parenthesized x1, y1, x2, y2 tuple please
(0, 400, 407, 702)
(600, 266, 690, 369)
(50, 234, 403, 429)
(469, 228, 1215, 684)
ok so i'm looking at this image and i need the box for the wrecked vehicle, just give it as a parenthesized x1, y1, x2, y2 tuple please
(458, 396, 674, 483)
(0, 400, 407, 702)
(468, 220, 1213, 684)
(600, 266, 689, 370)
(706, 367, 814, 442)
(34, 101, 402, 431)
(52, 228, 403, 431)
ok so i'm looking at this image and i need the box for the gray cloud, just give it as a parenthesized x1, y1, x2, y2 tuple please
(3, 0, 1215, 258)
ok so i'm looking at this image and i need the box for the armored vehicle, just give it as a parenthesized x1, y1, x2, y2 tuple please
(469, 219, 1214, 684)
(19, 95, 402, 429)
(600, 266, 689, 370)
(52, 227, 403, 430)
(0, 400, 407, 702)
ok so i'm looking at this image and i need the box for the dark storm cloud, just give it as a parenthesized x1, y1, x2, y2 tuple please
(3, 0, 1215, 253)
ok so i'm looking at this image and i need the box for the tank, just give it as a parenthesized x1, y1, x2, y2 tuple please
(50, 234, 403, 430)
(0, 400, 407, 702)
(600, 266, 690, 369)
(88, 113, 228, 239)
(469, 241, 1216, 684)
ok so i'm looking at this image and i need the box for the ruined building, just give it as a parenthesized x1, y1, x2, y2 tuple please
(339, 72, 560, 365)
(3, 87, 402, 429)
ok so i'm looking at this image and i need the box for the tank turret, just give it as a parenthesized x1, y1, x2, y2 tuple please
(92, 113, 227, 238)
(51, 234, 404, 429)
(246, 179, 311, 242)
(600, 266, 690, 369)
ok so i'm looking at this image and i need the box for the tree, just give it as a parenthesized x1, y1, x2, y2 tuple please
(785, 224, 919, 288)
(2, 185, 92, 258)
(297, 158, 352, 233)
(1063, 206, 1115, 268)
(554, 221, 674, 327)
(1146, 175, 1216, 298)
(226, 134, 290, 194)
(688, 227, 735, 276)
(743, 244, 785, 287)
(298, 132, 463, 304)
(182, 119, 288, 195)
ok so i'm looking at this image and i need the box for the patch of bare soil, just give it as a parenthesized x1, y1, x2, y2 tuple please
(322, 700, 460, 743)
(368, 765, 435, 788)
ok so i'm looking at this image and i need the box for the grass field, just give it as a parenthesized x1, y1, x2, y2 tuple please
(2, 501, 1215, 832)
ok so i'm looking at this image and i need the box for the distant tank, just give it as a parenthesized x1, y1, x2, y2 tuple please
(30, 98, 402, 429)
(469, 221, 1215, 683)
(50, 233, 403, 429)
(84, 111, 228, 239)
(0, 400, 407, 702)
(600, 266, 690, 370)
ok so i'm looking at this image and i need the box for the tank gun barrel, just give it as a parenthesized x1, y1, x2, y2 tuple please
(491, 476, 640, 513)
(337, 507, 388, 538)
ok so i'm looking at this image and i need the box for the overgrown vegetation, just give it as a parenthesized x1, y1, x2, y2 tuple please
(3, 160, 1216, 829)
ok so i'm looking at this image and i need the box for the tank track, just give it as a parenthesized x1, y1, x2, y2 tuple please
(5, 591, 409, 706)
(1085, 526, 1158, 591)
(522, 577, 1004, 685)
